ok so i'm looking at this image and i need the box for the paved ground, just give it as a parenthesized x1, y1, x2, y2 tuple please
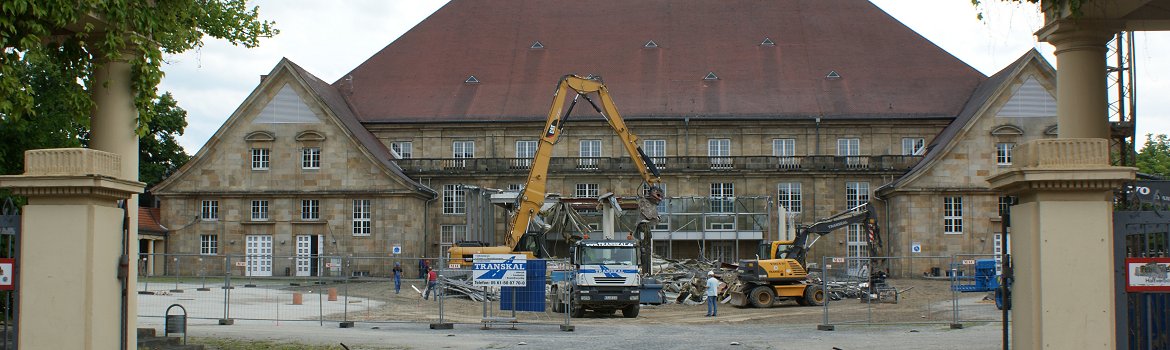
(137, 317, 1006, 350)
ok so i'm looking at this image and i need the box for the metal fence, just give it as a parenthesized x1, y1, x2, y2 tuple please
(137, 254, 575, 331)
(817, 255, 1004, 330)
(0, 202, 18, 350)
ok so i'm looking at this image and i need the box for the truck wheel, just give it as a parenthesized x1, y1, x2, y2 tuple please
(748, 286, 775, 308)
(622, 304, 640, 318)
(550, 287, 564, 313)
(570, 304, 585, 318)
(804, 285, 826, 306)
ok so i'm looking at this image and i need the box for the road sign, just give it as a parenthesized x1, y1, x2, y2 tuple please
(832, 257, 845, 263)
(392, 245, 402, 255)
(472, 254, 527, 287)
(234, 261, 246, 267)
(0, 258, 12, 291)
(962, 260, 976, 265)
(911, 242, 922, 253)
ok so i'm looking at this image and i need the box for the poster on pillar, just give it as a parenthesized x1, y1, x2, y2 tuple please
(1125, 258, 1170, 292)
(0, 258, 11, 290)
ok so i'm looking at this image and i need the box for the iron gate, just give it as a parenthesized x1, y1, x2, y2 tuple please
(1114, 181, 1170, 350)
(0, 199, 19, 350)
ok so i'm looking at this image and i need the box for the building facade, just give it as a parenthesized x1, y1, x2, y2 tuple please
(154, 0, 1057, 277)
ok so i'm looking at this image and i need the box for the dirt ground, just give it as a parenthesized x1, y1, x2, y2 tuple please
(316, 277, 993, 326)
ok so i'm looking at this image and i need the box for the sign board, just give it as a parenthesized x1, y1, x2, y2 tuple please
(1125, 258, 1170, 292)
(325, 263, 335, 268)
(234, 261, 246, 267)
(391, 245, 402, 255)
(825, 264, 832, 269)
(472, 254, 527, 287)
(911, 242, 922, 254)
(448, 263, 461, 269)
(962, 260, 977, 265)
(832, 257, 845, 263)
(0, 258, 12, 291)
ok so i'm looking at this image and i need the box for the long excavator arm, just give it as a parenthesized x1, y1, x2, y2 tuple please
(507, 74, 662, 249)
(782, 203, 879, 266)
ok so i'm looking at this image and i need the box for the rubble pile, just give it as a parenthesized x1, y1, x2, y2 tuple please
(438, 276, 499, 302)
(650, 256, 737, 304)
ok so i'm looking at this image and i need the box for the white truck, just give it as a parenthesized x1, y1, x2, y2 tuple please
(550, 239, 642, 318)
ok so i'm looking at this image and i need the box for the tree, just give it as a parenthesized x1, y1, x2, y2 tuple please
(139, 92, 191, 188)
(1, 0, 277, 132)
(1136, 134, 1170, 178)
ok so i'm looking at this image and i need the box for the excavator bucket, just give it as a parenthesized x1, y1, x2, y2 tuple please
(728, 283, 750, 307)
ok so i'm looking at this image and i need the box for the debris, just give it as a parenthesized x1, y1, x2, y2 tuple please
(518, 342, 528, 345)
(437, 276, 499, 302)
(730, 341, 741, 346)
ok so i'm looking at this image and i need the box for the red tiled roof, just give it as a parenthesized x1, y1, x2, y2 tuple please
(139, 207, 167, 234)
(338, 0, 986, 123)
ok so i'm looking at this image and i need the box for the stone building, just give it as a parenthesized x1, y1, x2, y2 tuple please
(153, 0, 1056, 277)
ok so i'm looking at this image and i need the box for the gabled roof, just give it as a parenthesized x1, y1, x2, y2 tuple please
(877, 49, 1053, 195)
(153, 59, 436, 197)
(139, 207, 167, 235)
(337, 0, 986, 123)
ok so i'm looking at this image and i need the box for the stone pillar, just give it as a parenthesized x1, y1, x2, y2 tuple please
(1045, 24, 1114, 139)
(88, 54, 141, 348)
(988, 139, 1133, 350)
(0, 149, 143, 350)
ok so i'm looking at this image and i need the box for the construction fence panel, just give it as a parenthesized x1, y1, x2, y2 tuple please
(949, 254, 1004, 323)
(137, 254, 444, 326)
(820, 256, 958, 328)
(437, 258, 574, 329)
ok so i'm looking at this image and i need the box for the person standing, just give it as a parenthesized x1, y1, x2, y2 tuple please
(418, 259, 428, 279)
(423, 267, 438, 300)
(705, 271, 720, 317)
(392, 262, 403, 294)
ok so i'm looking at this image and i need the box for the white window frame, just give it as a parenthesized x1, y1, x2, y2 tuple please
(708, 138, 732, 169)
(200, 234, 218, 255)
(996, 143, 1014, 165)
(902, 138, 926, 156)
(837, 138, 865, 168)
(201, 200, 219, 221)
(514, 140, 537, 169)
(302, 147, 321, 169)
(845, 181, 870, 274)
(773, 138, 798, 169)
(391, 141, 413, 159)
(452, 140, 474, 168)
(707, 241, 734, 262)
(944, 196, 963, 234)
(709, 183, 735, 230)
(644, 139, 666, 169)
(578, 139, 602, 169)
(301, 199, 320, 221)
(251, 148, 270, 170)
(575, 183, 599, 198)
(443, 185, 465, 214)
(776, 182, 802, 214)
(251, 200, 269, 221)
(352, 199, 372, 236)
(440, 225, 467, 258)
(998, 196, 1017, 218)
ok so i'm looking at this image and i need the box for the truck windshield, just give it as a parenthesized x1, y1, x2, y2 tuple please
(579, 246, 637, 265)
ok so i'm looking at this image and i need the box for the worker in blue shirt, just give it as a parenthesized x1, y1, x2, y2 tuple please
(705, 271, 720, 317)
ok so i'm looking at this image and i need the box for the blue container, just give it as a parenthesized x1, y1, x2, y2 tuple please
(639, 277, 665, 305)
(501, 259, 547, 312)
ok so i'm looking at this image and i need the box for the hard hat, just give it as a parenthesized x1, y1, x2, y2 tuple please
(707, 271, 715, 276)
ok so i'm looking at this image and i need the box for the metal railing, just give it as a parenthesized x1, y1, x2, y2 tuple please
(394, 155, 922, 175)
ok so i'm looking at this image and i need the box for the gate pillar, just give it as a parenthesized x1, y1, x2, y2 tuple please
(989, 139, 1133, 349)
(0, 149, 143, 350)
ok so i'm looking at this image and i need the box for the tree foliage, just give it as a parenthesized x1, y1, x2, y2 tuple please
(1136, 134, 1170, 178)
(139, 92, 191, 188)
(970, 0, 1083, 20)
(0, 0, 277, 133)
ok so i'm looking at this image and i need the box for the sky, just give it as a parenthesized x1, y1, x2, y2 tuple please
(158, 0, 1170, 154)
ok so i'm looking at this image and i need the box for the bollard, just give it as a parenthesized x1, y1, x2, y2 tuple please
(293, 292, 303, 305)
(328, 287, 338, 301)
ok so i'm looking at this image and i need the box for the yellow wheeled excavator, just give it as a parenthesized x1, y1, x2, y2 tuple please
(446, 74, 662, 267)
(728, 203, 880, 307)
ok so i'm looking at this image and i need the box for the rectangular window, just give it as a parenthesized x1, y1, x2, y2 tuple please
(301, 199, 320, 221)
(837, 138, 865, 168)
(644, 139, 666, 169)
(390, 141, 413, 159)
(845, 181, 871, 273)
(575, 183, 599, 198)
(902, 138, 926, 156)
(440, 225, 467, 258)
(452, 141, 474, 168)
(707, 241, 734, 262)
(773, 138, 798, 169)
(201, 200, 219, 221)
(443, 185, 465, 214)
(776, 183, 802, 213)
(514, 140, 537, 169)
(507, 183, 522, 192)
(250, 200, 269, 221)
(302, 147, 321, 169)
(709, 182, 735, 231)
(578, 139, 601, 169)
(944, 196, 963, 234)
(352, 199, 371, 236)
(846, 182, 870, 208)
(998, 196, 1017, 218)
(251, 148, 270, 170)
(708, 138, 732, 169)
(200, 234, 218, 255)
(996, 143, 1014, 165)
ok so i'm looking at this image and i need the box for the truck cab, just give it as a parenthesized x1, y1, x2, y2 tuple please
(551, 239, 642, 318)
